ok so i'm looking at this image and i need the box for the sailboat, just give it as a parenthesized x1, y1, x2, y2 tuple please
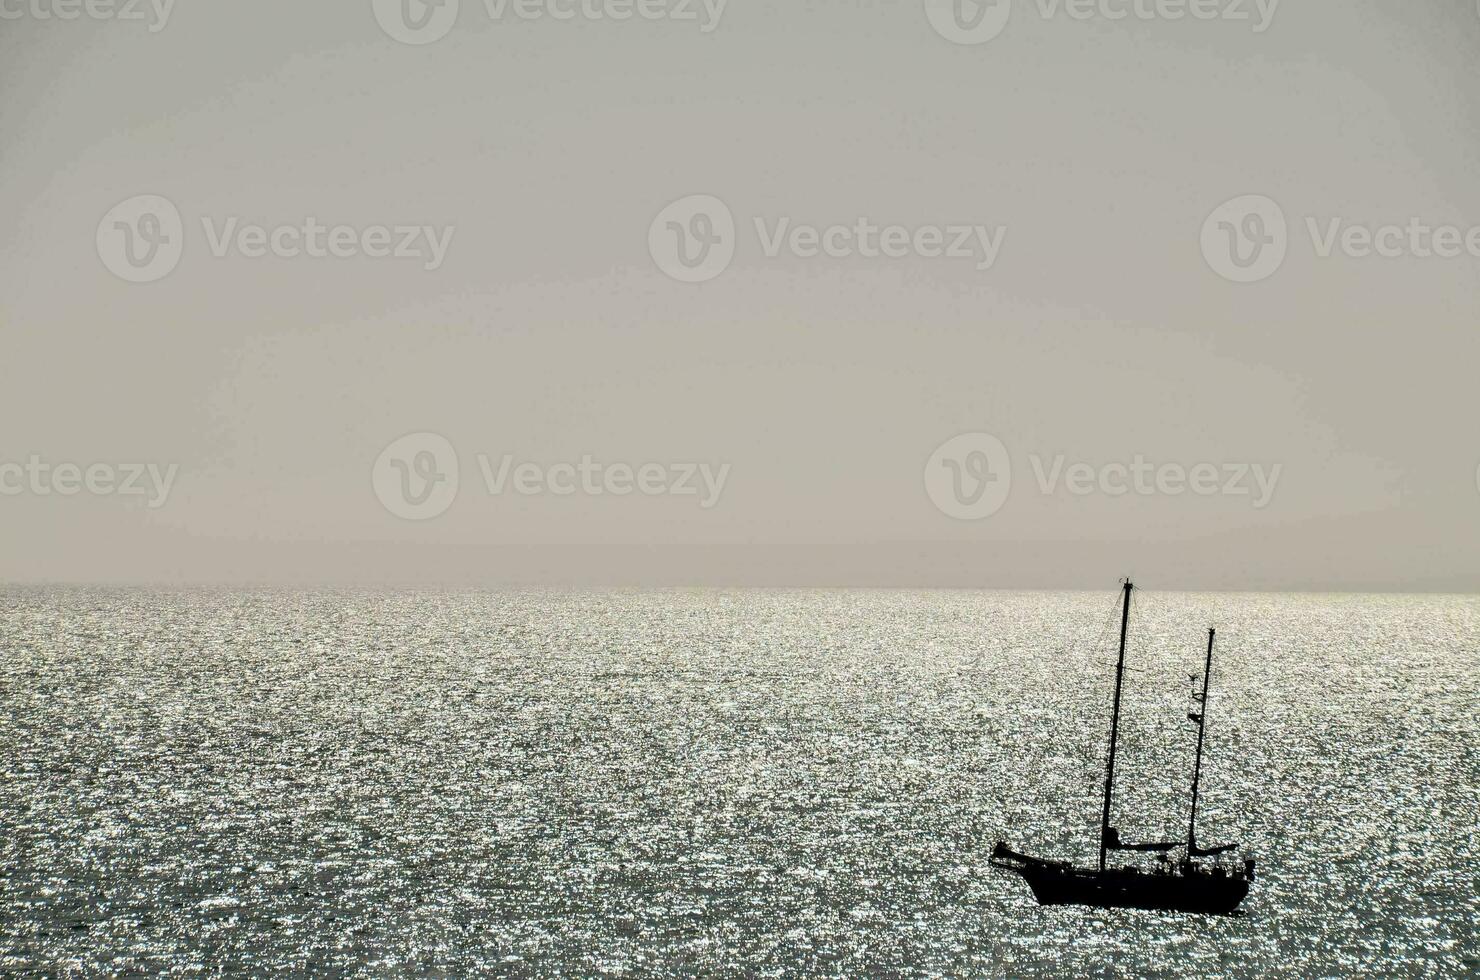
(991, 580, 1257, 915)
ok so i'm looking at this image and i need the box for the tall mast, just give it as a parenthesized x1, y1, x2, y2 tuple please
(1187, 628, 1215, 854)
(1098, 579, 1133, 872)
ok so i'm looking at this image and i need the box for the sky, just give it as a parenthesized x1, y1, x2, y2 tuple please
(2, 0, 1480, 591)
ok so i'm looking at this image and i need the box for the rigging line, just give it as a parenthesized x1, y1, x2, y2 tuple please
(1083, 585, 1124, 673)
(1122, 585, 1154, 789)
(1052, 585, 1124, 839)
(1089, 585, 1124, 722)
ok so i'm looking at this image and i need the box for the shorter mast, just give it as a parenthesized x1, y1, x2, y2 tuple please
(1098, 580, 1133, 873)
(1186, 628, 1215, 854)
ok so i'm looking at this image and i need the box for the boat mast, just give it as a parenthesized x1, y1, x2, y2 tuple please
(1187, 627, 1215, 854)
(1098, 579, 1134, 872)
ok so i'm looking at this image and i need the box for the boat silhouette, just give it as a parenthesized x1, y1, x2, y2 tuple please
(992, 580, 1256, 915)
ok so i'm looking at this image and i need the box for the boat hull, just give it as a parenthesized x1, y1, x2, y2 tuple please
(996, 857, 1249, 915)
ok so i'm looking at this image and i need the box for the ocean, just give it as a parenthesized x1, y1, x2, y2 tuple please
(2, 587, 1476, 977)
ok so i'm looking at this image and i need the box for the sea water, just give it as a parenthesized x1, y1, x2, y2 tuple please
(2, 588, 1476, 976)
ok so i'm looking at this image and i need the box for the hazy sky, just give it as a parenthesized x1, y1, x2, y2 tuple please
(3, 1, 1480, 590)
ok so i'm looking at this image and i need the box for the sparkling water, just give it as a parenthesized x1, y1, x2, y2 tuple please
(3, 588, 1476, 976)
